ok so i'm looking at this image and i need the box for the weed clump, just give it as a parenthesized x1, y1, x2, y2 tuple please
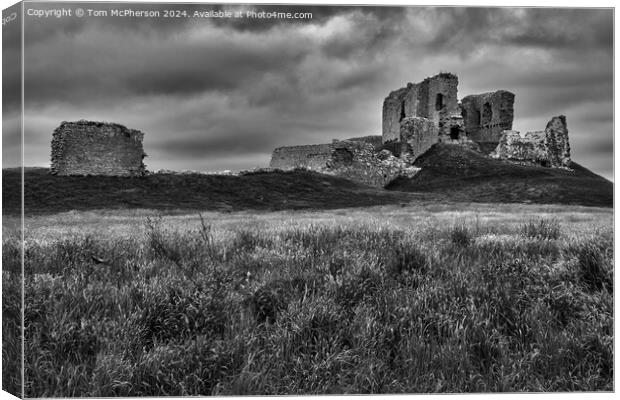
(385, 243, 428, 276)
(567, 241, 612, 292)
(520, 217, 561, 240)
(450, 224, 471, 247)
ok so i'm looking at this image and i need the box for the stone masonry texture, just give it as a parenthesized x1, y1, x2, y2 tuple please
(544, 115, 571, 168)
(269, 139, 419, 188)
(460, 90, 515, 150)
(50, 120, 146, 176)
(382, 72, 459, 143)
(399, 117, 437, 161)
(492, 115, 571, 168)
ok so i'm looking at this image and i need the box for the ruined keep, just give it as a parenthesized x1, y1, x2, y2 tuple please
(382, 72, 460, 144)
(460, 90, 515, 152)
(493, 115, 571, 168)
(382, 73, 514, 159)
(51, 120, 146, 176)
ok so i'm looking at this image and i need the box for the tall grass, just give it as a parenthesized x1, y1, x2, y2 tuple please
(8, 213, 613, 396)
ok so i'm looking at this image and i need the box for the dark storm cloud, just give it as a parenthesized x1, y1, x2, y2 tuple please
(17, 4, 613, 180)
(421, 8, 612, 54)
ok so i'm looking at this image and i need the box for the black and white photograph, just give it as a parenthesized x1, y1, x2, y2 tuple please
(1, 0, 614, 397)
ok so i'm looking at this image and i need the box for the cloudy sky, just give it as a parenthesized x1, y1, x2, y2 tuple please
(3, 2, 614, 179)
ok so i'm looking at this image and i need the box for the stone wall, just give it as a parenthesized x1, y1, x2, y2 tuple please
(399, 117, 438, 161)
(50, 120, 146, 176)
(492, 115, 571, 168)
(269, 144, 334, 170)
(382, 72, 459, 142)
(544, 115, 571, 168)
(269, 140, 419, 188)
(492, 130, 548, 164)
(460, 90, 515, 150)
(343, 135, 383, 149)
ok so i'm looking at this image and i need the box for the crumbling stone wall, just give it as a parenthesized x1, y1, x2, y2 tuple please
(50, 120, 146, 176)
(492, 130, 548, 165)
(269, 140, 418, 187)
(399, 117, 437, 161)
(544, 115, 571, 168)
(492, 115, 571, 168)
(438, 113, 466, 143)
(460, 90, 515, 151)
(382, 72, 459, 143)
(269, 144, 334, 170)
(343, 135, 383, 149)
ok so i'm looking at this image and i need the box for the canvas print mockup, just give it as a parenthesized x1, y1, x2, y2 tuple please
(1, 1, 614, 397)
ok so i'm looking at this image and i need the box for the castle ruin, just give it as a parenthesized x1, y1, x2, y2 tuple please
(382, 73, 515, 157)
(50, 120, 146, 176)
(382, 72, 461, 145)
(267, 72, 570, 187)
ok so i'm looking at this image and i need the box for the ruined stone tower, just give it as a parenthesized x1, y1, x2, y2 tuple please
(382, 72, 460, 144)
(50, 120, 146, 176)
(382, 73, 515, 159)
(460, 90, 515, 153)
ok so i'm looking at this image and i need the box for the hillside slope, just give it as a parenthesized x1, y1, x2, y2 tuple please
(386, 143, 613, 207)
(3, 168, 428, 215)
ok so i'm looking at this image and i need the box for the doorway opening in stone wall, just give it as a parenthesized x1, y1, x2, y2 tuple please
(450, 126, 461, 141)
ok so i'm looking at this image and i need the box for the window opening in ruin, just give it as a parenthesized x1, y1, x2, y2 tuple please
(435, 93, 444, 110)
(399, 101, 406, 122)
(450, 126, 460, 140)
(332, 148, 354, 166)
(462, 109, 467, 121)
(482, 102, 492, 125)
(473, 110, 481, 126)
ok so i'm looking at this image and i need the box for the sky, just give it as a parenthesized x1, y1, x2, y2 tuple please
(2, 2, 614, 180)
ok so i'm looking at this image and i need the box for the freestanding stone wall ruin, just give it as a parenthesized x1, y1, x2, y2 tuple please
(460, 90, 515, 152)
(269, 140, 418, 188)
(492, 115, 571, 168)
(50, 120, 146, 176)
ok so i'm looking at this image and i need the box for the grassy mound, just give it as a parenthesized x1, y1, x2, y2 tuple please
(386, 144, 612, 207)
(3, 168, 425, 216)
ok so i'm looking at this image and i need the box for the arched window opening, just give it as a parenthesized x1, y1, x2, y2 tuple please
(482, 102, 492, 125)
(435, 93, 445, 111)
(399, 101, 406, 122)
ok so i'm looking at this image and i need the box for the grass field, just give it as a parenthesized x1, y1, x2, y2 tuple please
(2, 202, 614, 396)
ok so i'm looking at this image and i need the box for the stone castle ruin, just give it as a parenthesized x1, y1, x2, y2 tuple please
(383, 73, 515, 158)
(269, 71, 571, 188)
(48, 74, 570, 186)
(51, 120, 146, 177)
